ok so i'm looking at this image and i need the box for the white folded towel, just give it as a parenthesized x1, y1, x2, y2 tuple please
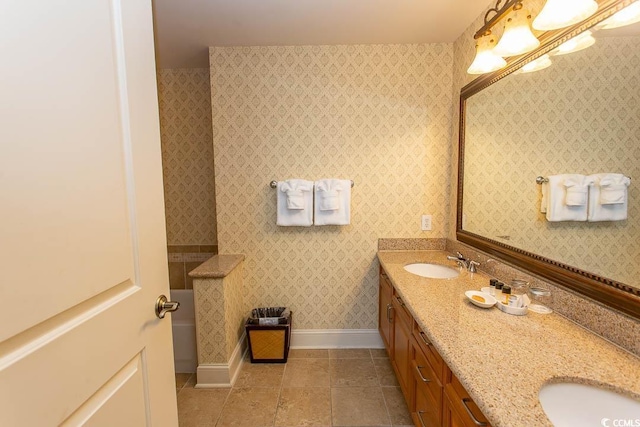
(314, 179, 351, 226)
(276, 179, 314, 226)
(587, 173, 631, 222)
(544, 174, 593, 222)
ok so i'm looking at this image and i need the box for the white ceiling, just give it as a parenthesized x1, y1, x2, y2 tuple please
(152, 0, 493, 69)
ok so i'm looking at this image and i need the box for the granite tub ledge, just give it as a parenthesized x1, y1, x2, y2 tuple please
(188, 254, 245, 279)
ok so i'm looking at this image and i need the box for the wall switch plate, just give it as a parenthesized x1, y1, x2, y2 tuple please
(421, 215, 432, 231)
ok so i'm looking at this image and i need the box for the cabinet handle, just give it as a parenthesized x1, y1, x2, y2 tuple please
(414, 365, 431, 383)
(416, 411, 427, 427)
(386, 304, 393, 323)
(419, 331, 432, 347)
(395, 296, 405, 307)
(461, 398, 488, 426)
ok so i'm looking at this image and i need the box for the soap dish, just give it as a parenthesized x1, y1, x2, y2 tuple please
(496, 301, 528, 316)
(465, 290, 497, 309)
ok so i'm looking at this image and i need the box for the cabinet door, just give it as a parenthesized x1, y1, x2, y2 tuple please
(392, 296, 412, 399)
(379, 271, 393, 352)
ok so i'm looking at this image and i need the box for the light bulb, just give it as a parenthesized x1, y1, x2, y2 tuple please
(519, 54, 552, 73)
(598, 2, 640, 29)
(553, 31, 595, 55)
(467, 34, 508, 75)
(493, 8, 540, 57)
(533, 0, 598, 31)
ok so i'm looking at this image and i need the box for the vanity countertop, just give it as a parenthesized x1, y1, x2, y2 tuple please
(378, 250, 640, 427)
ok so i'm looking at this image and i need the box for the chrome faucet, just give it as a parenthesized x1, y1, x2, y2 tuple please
(447, 252, 468, 268)
(447, 252, 480, 273)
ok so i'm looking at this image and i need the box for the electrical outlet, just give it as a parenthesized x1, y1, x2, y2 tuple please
(421, 215, 432, 231)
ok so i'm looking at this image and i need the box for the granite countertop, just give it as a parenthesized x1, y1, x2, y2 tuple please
(188, 254, 244, 278)
(378, 250, 640, 427)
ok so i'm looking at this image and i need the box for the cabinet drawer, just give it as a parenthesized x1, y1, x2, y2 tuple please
(380, 271, 392, 295)
(392, 292, 412, 329)
(444, 373, 491, 427)
(412, 322, 445, 383)
(411, 356, 442, 426)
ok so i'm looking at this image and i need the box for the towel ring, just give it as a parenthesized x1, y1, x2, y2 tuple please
(270, 180, 354, 188)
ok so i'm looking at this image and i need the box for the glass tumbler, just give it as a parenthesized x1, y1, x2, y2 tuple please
(528, 287, 552, 314)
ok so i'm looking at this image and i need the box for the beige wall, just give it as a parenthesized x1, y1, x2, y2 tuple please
(157, 68, 217, 247)
(210, 45, 454, 329)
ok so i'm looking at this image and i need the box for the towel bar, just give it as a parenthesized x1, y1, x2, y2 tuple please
(270, 180, 354, 188)
(536, 175, 631, 185)
(536, 176, 549, 184)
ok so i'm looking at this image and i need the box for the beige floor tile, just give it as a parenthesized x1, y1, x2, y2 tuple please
(381, 387, 412, 426)
(370, 349, 389, 358)
(234, 363, 285, 387)
(372, 358, 399, 387)
(176, 373, 194, 391)
(177, 387, 230, 427)
(329, 349, 372, 359)
(282, 359, 330, 387)
(275, 387, 331, 427)
(217, 387, 280, 427)
(331, 387, 391, 426)
(288, 349, 329, 359)
(330, 359, 379, 387)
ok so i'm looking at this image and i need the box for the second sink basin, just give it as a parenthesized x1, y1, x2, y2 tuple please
(539, 382, 640, 427)
(403, 263, 460, 279)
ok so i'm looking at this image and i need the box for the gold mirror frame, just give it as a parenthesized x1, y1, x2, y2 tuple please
(457, 0, 640, 320)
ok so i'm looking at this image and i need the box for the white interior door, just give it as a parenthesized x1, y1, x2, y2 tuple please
(0, 0, 178, 425)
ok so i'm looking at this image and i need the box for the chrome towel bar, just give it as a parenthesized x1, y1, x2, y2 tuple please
(270, 180, 354, 188)
(535, 175, 630, 185)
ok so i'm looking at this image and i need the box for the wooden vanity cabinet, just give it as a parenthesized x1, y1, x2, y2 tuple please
(378, 266, 492, 427)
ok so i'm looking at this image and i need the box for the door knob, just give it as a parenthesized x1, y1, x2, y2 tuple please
(155, 295, 180, 319)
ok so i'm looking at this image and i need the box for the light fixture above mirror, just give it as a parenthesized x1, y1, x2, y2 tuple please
(467, 0, 600, 75)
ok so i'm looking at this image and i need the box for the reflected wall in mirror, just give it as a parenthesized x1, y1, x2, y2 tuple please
(464, 31, 640, 287)
(458, 0, 640, 318)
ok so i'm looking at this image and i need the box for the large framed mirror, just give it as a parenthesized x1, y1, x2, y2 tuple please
(457, 0, 640, 319)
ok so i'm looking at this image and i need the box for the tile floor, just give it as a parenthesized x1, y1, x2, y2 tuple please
(175, 348, 413, 427)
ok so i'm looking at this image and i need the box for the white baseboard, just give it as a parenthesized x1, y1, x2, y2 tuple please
(291, 329, 384, 349)
(194, 329, 383, 386)
(195, 332, 247, 388)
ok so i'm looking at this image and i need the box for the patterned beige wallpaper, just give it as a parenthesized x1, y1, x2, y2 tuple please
(210, 45, 454, 329)
(463, 36, 640, 287)
(157, 68, 217, 246)
(193, 263, 247, 364)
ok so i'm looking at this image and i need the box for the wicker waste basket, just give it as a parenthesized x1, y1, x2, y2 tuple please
(245, 307, 292, 363)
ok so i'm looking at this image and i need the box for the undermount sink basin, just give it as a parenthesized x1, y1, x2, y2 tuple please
(539, 382, 640, 427)
(403, 263, 460, 279)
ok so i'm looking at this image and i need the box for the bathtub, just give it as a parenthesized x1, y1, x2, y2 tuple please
(170, 289, 197, 373)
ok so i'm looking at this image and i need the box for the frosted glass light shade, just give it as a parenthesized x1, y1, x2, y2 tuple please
(598, 2, 640, 29)
(553, 31, 595, 55)
(493, 9, 541, 57)
(467, 34, 507, 75)
(520, 54, 552, 73)
(533, 0, 598, 31)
